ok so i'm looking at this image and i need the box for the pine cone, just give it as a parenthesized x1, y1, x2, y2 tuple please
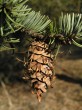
(26, 41, 55, 102)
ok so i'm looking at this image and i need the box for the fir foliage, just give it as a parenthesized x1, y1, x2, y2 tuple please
(58, 13, 82, 47)
(0, 0, 51, 51)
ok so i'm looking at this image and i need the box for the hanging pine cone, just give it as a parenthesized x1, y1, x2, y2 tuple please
(25, 41, 55, 102)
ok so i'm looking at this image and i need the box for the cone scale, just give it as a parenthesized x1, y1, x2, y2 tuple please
(25, 40, 55, 102)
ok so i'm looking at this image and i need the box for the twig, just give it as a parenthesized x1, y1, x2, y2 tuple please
(16, 57, 25, 63)
(0, 81, 14, 108)
(16, 57, 27, 67)
(55, 61, 70, 74)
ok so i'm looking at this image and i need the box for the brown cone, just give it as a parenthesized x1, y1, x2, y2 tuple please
(26, 41, 55, 102)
